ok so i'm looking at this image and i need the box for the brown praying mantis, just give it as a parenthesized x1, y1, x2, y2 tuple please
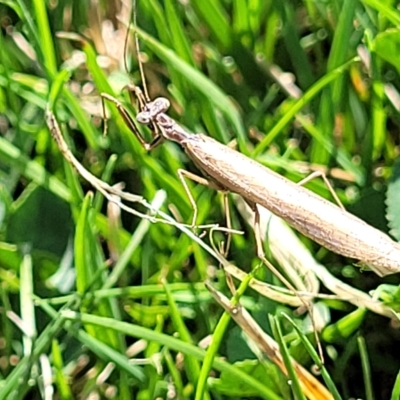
(100, 86, 400, 278)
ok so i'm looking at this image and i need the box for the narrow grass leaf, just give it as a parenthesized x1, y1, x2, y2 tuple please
(281, 313, 343, 400)
(190, 0, 232, 49)
(276, 1, 314, 89)
(70, 328, 146, 382)
(254, 57, 359, 156)
(51, 339, 74, 399)
(163, 280, 202, 387)
(358, 336, 374, 400)
(360, 0, 400, 26)
(32, 0, 57, 75)
(270, 315, 306, 400)
(322, 308, 366, 343)
(20, 253, 36, 354)
(165, 0, 195, 66)
(391, 369, 400, 400)
(75, 193, 99, 295)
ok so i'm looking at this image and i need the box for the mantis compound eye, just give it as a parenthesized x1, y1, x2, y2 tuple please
(152, 97, 170, 113)
(136, 111, 151, 124)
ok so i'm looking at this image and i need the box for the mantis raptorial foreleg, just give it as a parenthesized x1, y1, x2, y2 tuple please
(101, 92, 164, 150)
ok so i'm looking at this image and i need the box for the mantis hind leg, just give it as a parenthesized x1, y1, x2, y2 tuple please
(177, 169, 234, 283)
(251, 202, 324, 364)
(297, 171, 344, 210)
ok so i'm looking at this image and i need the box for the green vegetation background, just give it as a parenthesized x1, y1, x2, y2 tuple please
(1, 0, 400, 399)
